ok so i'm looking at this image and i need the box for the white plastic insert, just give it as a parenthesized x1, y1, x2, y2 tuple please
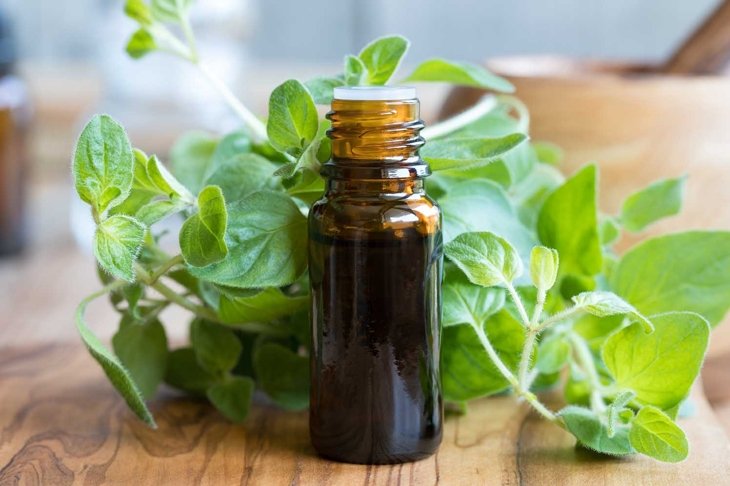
(333, 86, 416, 101)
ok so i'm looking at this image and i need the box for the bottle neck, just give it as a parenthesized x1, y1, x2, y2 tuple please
(322, 98, 429, 183)
(326, 177, 425, 196)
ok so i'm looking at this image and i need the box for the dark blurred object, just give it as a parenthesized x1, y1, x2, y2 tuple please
(0, 7, 30, 256)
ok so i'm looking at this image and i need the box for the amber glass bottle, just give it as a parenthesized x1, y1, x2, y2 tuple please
(308, 86, 443, 464)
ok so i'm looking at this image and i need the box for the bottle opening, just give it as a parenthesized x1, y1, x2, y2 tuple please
(333, 86, 416, 101)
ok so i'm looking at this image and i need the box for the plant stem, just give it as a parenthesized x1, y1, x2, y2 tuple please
(135, 264, 218, 322)
(148, 254, 185, 284)
(180, 15, 198, 62)
(533, 305, 583, 333)
(569, 332, 606, 413)
(421, 95, 498, 140)
(518, 328, 537, 388)
(196, 62, 268, 144)
(471, 323, 519, 388)
(472, 318, 564, 428)
(531, 288, 546, 327)
(505, 282, 531, 328)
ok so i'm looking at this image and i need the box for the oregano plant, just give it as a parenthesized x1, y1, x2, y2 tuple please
(70, 0, 730, 463)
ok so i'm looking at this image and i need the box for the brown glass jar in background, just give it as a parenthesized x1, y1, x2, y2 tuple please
(308, 87, 443, 464)
(0, 8, 29, 256)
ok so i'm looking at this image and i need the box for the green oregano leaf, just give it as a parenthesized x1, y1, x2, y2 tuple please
(538, 164, 602, 278)
(124, 0, 154, 25)
(180, 185, 228, 267)
(112, 318, 168, 399)
(621, 176, 686, 233)
(93, 215, 146, 282)
(559, 405, 633, 456)
(267, 79, 319, 155)
(535, 334, 570, 374)
(442, 270, 506, 328)
(421, 134, 527, 172)
(151, 0, 193, 23)
(164, 347, 217, 396)
(444, 231, 523, 287)
(357, 35, 409, 85)
(190, 319, 242, 374)
(343, 55, 367, 85)
(629, 405, 689, 462)
(219, 288, 308, 325)
(76, 293, 155, 427)
(206, 376, 255, 423)
(253, 342, 309, 410)
(73, 114, 135, 214)
(126, 28, 157, 59)
(304, 76, 345, 104)
(188, 191, 308, 289)
(402, 58, 514, 92)
(602, 311, 710, 410)
(610, 231, 730, 326)
(572, 291, 653, 332)
(530, 246, 559, 292)
(441, 310, 524, 401)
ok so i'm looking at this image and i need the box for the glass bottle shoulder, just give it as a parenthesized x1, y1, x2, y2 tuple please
(309, 189, 441, 238)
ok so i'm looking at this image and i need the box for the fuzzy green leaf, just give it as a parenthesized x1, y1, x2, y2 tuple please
(94, 215, 146, 282)
(112, 319, 168, 399)
(559, 406, 633, 456)
(73, 115, 135, 214)
(267, 80, 318, 155)
(421, 134, 526, 172)
(602, 311, 710, 410)
(305, 76, 345, 104)
(438, 179, 537, 262)
(445, 231, 523, 287)
(442, 271, 506, 328)
(190, 319, 242, 374)
(535, 334, 571, 374)
(629, 405, 688, 462)
(135, 198, 188, 225)
(538, 164, 602, 278)
(253, 342, 309, 410)
(126, 28, 157, 59)
(358, 35, 409, 85)
(530, 246, 559, 292)
(441, 310, 523, 401)
(403, 58, 514, 92)
(219, 288, 308, 325)
(343, 55, 367, 85)
(621, 176, 686, 232)
(610, 231, 730, 326)
(76, 294, 155, 427)
(205, 153, 282, 202)
(151, 0, 193, 23)
(164, 347, 217, 396)
(572, 291, 653, 332)
(170, 131, 219, 194)
(180, 185, 228, 267)
(188, 191, 307, 288)
(206, 376, 255, 423)
(124, 0, 153, 25)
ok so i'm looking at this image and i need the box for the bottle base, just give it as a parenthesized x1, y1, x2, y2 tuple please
(312, 439, 441, 465)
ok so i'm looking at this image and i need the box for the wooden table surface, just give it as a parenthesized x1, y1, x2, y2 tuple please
(1, 182, 730, 485)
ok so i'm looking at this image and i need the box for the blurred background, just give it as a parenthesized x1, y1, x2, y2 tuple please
(1, 0, 722, 181)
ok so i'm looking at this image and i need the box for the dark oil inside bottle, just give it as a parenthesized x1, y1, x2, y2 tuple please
(309, 228, 442, 464)
(308, 88, 443, 464)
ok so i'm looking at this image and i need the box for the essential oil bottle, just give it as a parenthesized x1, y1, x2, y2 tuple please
(308, 86, 443, 464)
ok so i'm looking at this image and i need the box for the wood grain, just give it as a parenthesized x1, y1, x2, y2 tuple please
(1, 343, 729, 485)
(665, 0, 730, 74)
